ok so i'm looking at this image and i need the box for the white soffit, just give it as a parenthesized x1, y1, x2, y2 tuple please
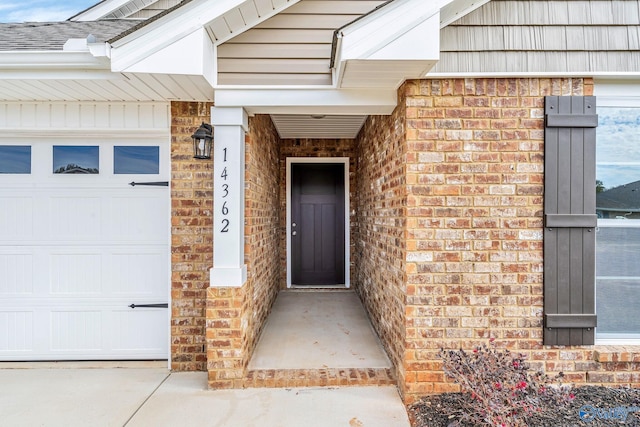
(334, 0, 449, 89)
(270, 114, 367, 139)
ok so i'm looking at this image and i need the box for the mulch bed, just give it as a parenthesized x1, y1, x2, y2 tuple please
(409, 386, 640, 427)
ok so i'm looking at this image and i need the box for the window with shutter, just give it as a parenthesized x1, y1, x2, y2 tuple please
(543, 96, 598, 346)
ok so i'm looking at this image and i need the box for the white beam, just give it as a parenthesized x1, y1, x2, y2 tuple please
(210, 106, 248, 288)
(214, 88, 398, 115)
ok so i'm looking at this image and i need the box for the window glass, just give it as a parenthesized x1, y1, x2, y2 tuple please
(0, 146, 31, 174)
(114, 146, 159, 174)
(596, 106, 640, 340)
(53, 146, 99, 174)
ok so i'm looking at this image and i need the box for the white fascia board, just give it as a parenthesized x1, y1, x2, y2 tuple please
(214, 88, 398, 115)
(120, 27, 215, 84)
(426, 71, 640, 79)
(110, 0, 301, 73)
(69, 0, 134, 21)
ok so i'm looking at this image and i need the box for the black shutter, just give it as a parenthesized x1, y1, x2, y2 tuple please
(543, 96, 598, 346)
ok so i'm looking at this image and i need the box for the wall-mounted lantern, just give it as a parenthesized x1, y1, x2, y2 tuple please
(192, 122, 213, 159)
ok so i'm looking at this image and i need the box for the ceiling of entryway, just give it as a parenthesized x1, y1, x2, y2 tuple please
(270, 114, 367, 139)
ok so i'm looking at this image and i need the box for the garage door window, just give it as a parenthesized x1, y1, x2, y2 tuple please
(114, 146, 159, 174)
(53, 146, 99, 174)
(0, 146, 31, 174)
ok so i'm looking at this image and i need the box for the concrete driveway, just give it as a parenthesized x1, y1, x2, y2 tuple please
(0, 363, 411, 427)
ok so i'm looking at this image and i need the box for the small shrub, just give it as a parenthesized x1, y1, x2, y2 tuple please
(438, 339, 575, 427)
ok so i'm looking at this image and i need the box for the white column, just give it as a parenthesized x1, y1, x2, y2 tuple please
(210, 107, 248, 287)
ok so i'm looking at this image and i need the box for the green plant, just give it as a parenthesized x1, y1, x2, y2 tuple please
(438, 339, 575, 427)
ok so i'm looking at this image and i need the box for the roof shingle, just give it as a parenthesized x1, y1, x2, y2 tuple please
(0, 20, 142, 51)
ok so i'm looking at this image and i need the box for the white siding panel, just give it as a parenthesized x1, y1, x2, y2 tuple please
(285, 1, 385, 14)
(256, 14, 358, 29)
(454, 0, 640, 26)
(434, 51, 640, 74)
(218, 58, 330, 74)
(218, 43, 332, 58)
(218, 73, 332, 85)
(630, 27, 640, 50)
(230, 28, 335, 43)
(0, 102, 170, 131)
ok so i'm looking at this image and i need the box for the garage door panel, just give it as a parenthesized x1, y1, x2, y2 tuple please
(51, 310, 102, 351)
(50, 252, 102, 295)
(0, 311, 34, 352)
(0, 139, 169, 361)
(49, 196, 102, 241)
(0, 252, 33, 295)
(0, 197, 33, 240)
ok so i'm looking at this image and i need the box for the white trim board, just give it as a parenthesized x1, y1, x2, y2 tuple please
(285, 157, 350, 289)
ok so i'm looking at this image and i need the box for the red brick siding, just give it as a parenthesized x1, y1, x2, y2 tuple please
(354, 96, 408, 395)
(244, 114, 282, 358)
(170, 101, 213, 371)
(401, 78, 637, 403)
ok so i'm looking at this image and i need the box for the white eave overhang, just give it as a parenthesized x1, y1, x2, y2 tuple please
(109, 0, 302, 83)
(332, 0, 450, 90)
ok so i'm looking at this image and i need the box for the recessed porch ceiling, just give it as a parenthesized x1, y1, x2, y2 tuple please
(270, 114, 367, 139)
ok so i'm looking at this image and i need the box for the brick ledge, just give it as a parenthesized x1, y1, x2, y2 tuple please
(593, 346, 640, 363)
(243, 368, 396, 388)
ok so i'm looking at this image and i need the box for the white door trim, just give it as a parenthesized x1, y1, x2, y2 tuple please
(286, 157, 350, 289)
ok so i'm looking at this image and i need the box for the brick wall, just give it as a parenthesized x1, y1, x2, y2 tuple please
(279, 138, 357, 286)
(206, 114, 282, 387)
(401, 78, 637, 403)
(354, 94, 408, 395)
(170, 101, 213, 371)
(244, 114, 281, 358)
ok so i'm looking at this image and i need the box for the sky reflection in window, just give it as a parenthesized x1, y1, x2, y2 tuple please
(114, 146, 159, 174)
(53, 146, 99, 174)
(0, 146, 31, 174)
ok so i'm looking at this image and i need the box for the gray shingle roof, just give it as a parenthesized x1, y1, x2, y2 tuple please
(0, 20, 142, 51)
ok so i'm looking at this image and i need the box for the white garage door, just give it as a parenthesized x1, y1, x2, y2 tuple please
(0, 141, 170, 360)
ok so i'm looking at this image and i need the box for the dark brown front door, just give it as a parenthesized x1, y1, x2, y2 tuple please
(291, 163, 345, 285)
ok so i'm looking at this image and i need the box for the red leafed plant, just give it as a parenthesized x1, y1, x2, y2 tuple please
(438, 339, 575, 427)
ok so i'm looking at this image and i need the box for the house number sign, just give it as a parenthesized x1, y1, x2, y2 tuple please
(220, 147, 230, 233)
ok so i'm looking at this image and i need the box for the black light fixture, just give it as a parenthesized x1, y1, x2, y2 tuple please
(192, 122, 213, 159)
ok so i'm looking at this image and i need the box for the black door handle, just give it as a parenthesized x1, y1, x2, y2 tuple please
(129, 181, 169, 187)
(129, 303, 169, 309)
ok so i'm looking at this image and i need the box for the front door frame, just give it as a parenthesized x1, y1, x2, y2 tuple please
(286, 157, 350, 288)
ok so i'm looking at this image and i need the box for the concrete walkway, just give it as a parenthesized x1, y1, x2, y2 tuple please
(0, 365, 411, 427)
